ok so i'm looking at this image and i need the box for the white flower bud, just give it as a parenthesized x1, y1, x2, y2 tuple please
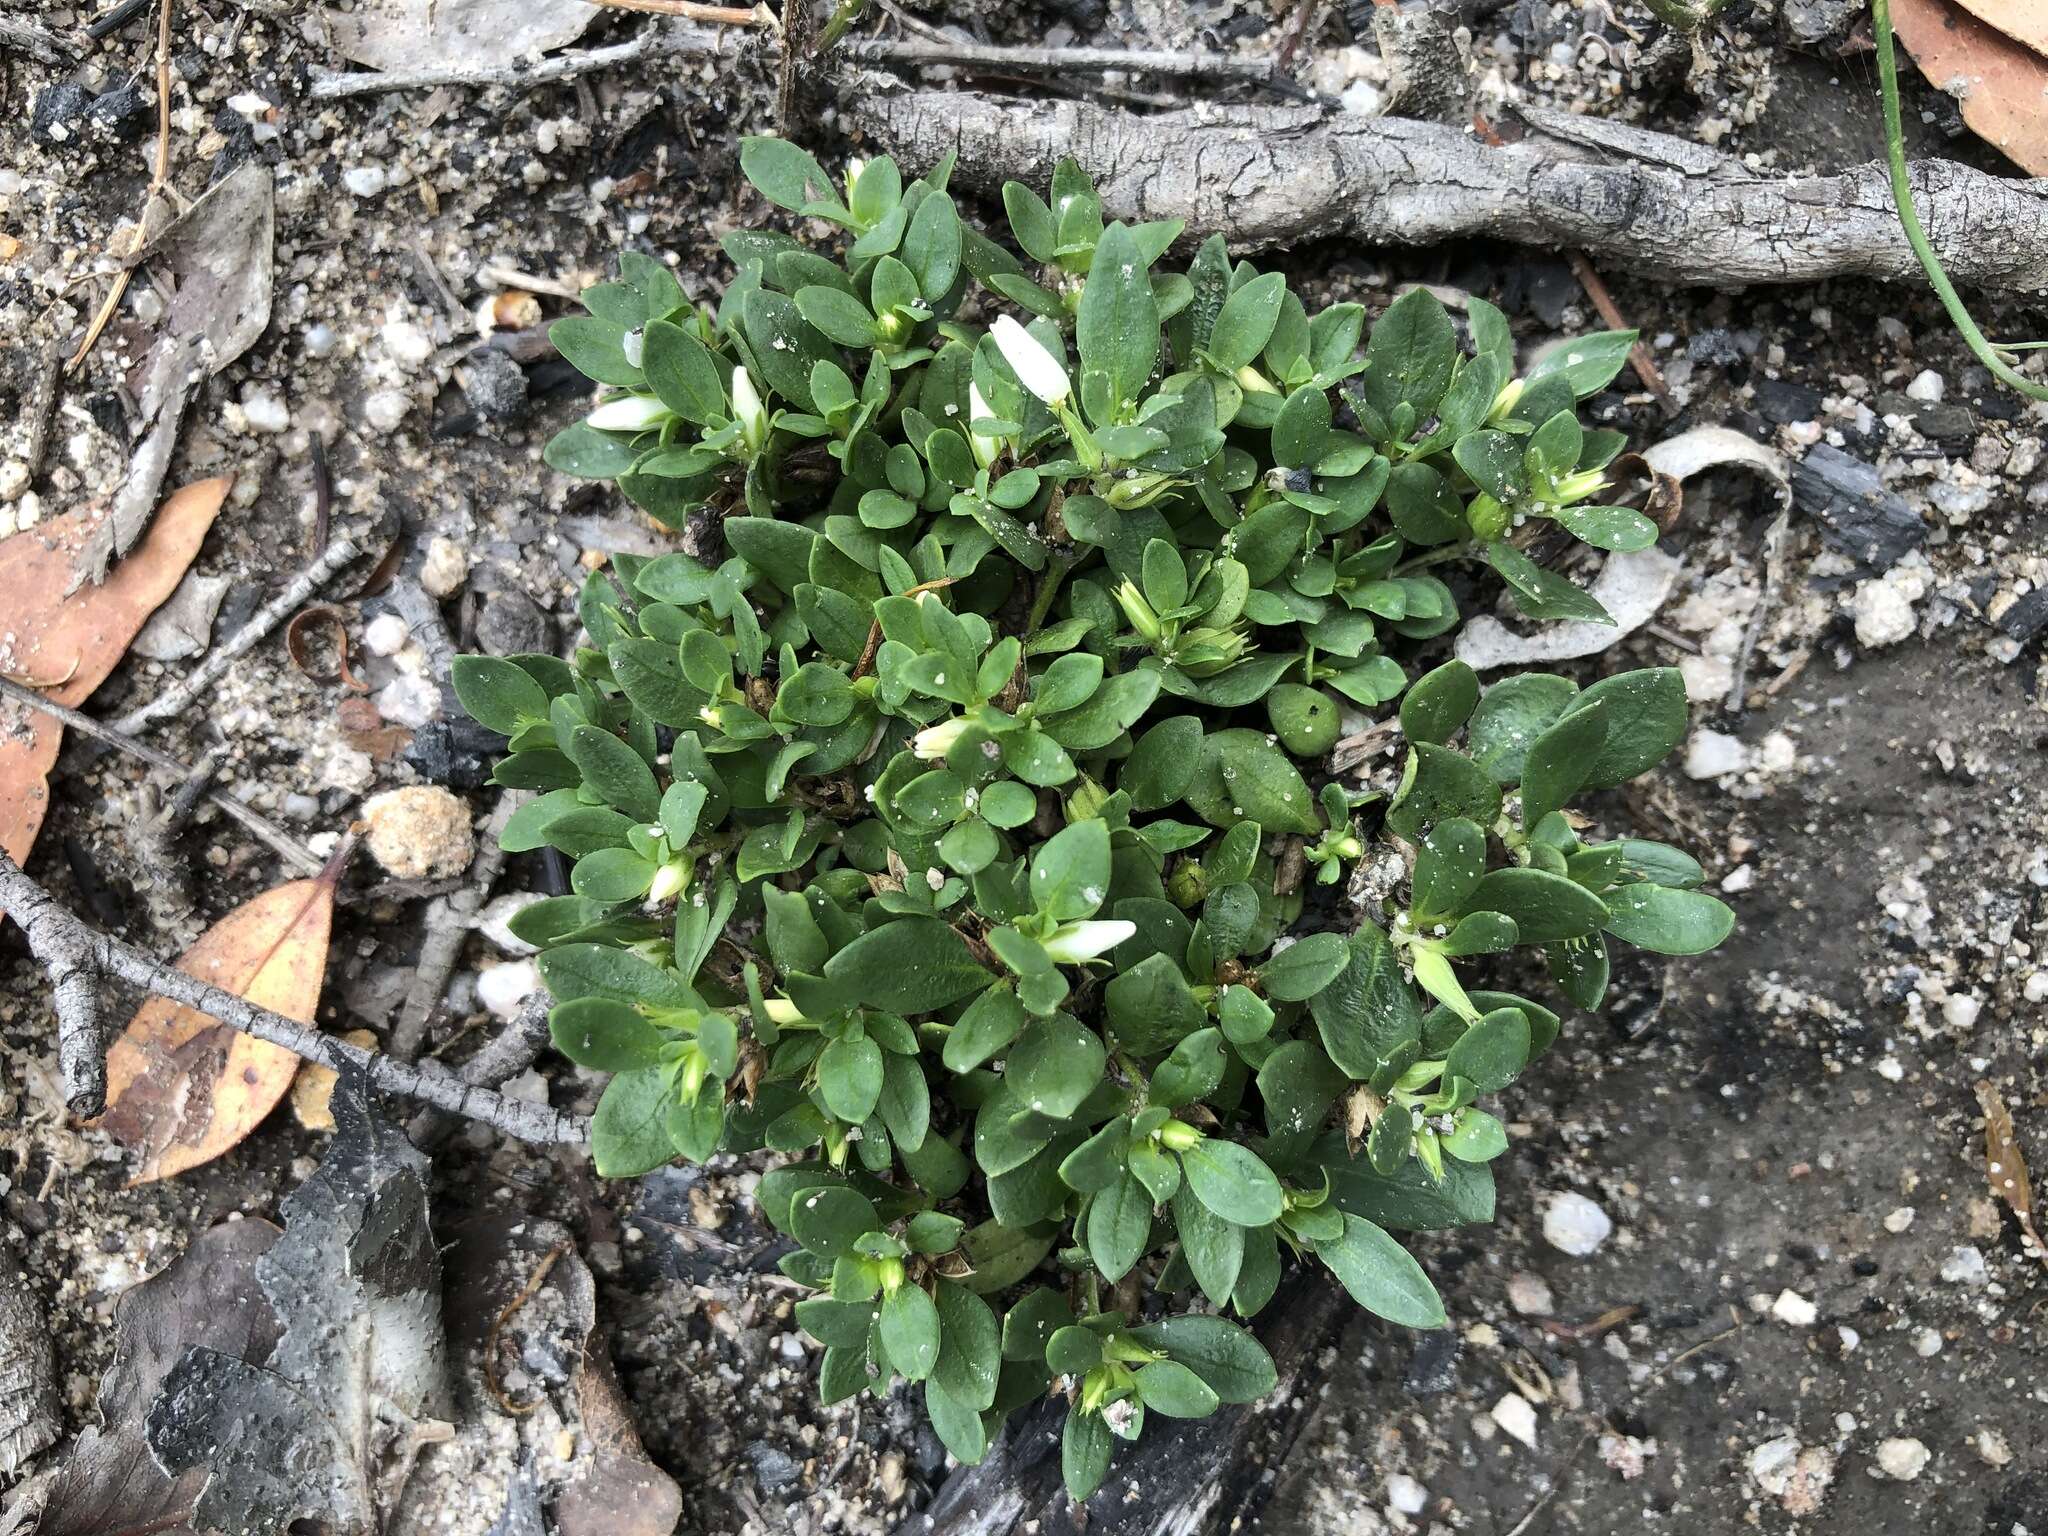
(991, 315, 1071, 408)
(586, 393, 669, 432)
(912, 716, 971, 761)
(731, 365, 768, 453)
(1041, 919, 1136, 965)
(967, 382, 1000, 469)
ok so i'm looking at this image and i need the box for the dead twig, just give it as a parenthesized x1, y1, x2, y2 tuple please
(1563, 251, 1676, 414)
(0, 16, 81, 62)
(0, 849, 589, 1143)
(308, 21, 1283, 99)
(406, 990, 554, 1146)
(586, 0, 766, 20)
(68, 0, 174, 374)
(19, 336, 66, 483)
(0, 674, 323, 876)
(863, 91, 2048, 291)
(111, 533, 363, 736)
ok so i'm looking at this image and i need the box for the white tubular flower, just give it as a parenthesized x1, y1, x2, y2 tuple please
(586, 393, 669, 433)
(1042, 919, 1136, 965)
(991, 315, 1071, 408)
(966, 382, 1000, 470)
(912, 716, 971, 761)
(844, 157, 866, 199)
(731, 365, 768, 453)
(647, 861, 689, 906)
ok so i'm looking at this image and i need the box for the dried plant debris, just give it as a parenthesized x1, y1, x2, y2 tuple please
(144, 1071, 447, 1536)
(1974, 1080, 2045, 1272)
(1892, 0, 2048, 176)
(323, 0, 596, 73)
(81, 164, 273, 585)
(0, 478, 228, 871)
(0, 1219, 281, 1536)
(98, 866, 339, 1182)
(0, 1239, 59, 1477)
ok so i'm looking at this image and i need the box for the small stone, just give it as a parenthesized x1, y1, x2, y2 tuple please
(1506, 1272, 1554, 1316)
(1941, 992, 1982, 1030)
(240, 385, 289, 434)
(1771, 1289, 1818, 1327)
(363, 613, 411, 657)
(463, 348, 530, 423)
(420, 535, 469, 598)
(1904, 369, 1945, 403)
(343, 165, 388, 198)
(363, 388, 411, 433)
(476, 958, 540, 1019)
(1385, 1473, 1427, 1515)
(1851, 569, 1924, 649)
(746, 1442, 801, 1495)
(1883, 1206, 1916, 1233)
(291, 1028, 380, 1130)
(1542, 1192, 1612, 1256)
(1491, 1393, 1540, 1449)
(1913, 1327, 1943, 1357)
(1975, 1428, 2012, 1467)
(1686, 728, 1751, 780)
(282, 793, 321, 822)
(382, 318, 435, 369)
(376, 673, 442, 730)
(1404, 1330, 1459, 1395)
(477, 590, 552, 656)
(1939, 1245, 1988, 1286)
(305, 323, 339, 358)
(361, 784, 473, 879)
(0, 460, 29, 503)
(30, 83, 91, 146)
(1873, 1437, 1928, 1482)
(1751, 1434, 1801, 1495)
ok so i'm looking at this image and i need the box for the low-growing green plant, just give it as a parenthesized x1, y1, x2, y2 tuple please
(452, 141, 1734, 1499)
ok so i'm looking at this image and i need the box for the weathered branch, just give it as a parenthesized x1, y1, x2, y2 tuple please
(111, 534, 363, 737)
(0, 674, 322, 876)
(903, 1271, 1349, 1536)
(858, 90, 2048, 292)
(0, 1230, 60, 1477)
(406, 990, 554, 1147)
(390, 793, 519, 1059)
(0, 850, 588, 1145)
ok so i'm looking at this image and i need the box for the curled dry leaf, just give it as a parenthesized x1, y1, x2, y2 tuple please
(284, 603, 368, 691)
(1892, 0, 2048, 176)
(1974, 1079, 2045, 1272)
(0, 477, 229, 880)
(96, 865, 342, 1182)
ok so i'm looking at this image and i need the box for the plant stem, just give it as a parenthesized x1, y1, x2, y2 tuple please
(1871, 0, 2048, 403)
(1024, 553, 1076, 636)
(1391, 543, 1471, 578)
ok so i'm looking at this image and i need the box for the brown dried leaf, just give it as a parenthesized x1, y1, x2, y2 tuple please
(1973, 1080, 2044, 1271)
(98, 870, 340, 1182)
(0, 477, 230, 875)
(1893, 0, 2048, 176)
(1948, 0, 2048, 61)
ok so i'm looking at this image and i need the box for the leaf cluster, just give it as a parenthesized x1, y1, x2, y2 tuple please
(454, 142, 1732, 1500)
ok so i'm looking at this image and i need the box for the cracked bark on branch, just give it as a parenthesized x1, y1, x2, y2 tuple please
(858, 91, 2048, 291)
(0, 851, 588, 1145)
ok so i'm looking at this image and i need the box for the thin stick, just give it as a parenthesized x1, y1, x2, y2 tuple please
(406, 991, 554, 1146)
(1564, 251, 1676, 414)
(68, 0, 174, 374)
(585, 0, 764, 20)
(0, 850, 589, 1143)
(310, 34, 659, 99)
(0, 17, 80, 62)
(307, 22, 1282, 98)
(0, 675, 323, 876)
(1872, 0, 2048, 403)
(483, 1240, 571, 1415)
(111, 534, 362, 736)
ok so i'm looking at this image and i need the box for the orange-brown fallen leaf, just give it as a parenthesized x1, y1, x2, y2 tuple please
(1949, 0, 2048, 60)
(1892, 0, 2048, 176)
(0, 477, 231, 877)
(97, 863, 340, 1182)
(1973, 1080, 2046, 1273)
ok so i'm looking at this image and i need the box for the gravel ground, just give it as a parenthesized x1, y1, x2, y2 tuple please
(2, 1, 2044, 1532)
